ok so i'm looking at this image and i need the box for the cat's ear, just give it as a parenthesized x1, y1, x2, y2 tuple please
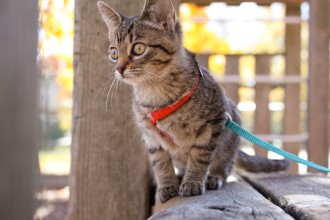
(97, 1, 122, 30)
(140, 0, 177, 31)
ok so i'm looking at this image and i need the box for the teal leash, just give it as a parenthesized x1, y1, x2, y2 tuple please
(225, 114, 330, 173)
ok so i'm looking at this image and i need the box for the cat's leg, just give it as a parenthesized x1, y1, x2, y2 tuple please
(206, 132, 240, 190)
(180, 142, 216, 196)
(206, 149, 233, 190)
(143, 135, 179, 203)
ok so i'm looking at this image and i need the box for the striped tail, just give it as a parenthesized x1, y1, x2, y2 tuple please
(236, 150, 290, 172)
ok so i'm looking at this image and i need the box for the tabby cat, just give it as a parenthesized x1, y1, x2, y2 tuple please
(97, 0, 289, 203)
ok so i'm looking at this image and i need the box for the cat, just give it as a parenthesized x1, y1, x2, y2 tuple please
(97, 0, 289, 203)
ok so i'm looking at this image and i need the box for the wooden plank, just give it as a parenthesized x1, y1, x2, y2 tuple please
(307, 0, 329, 172)
(225, 55, 239, 104)
(182, 17, 303, 24)
(284, 6, 301, 173)
(252, 133, 307, 143)
(214, 75, 306, 84)
(68, 1, 150, 220)
(196, 53, 284, 57)
(183, 0, 303, 6)
(254, 55, 272, 157)
(242, 173, 330, 220)
(0, 0, 39, 219)
(150, 180, 293, 220)
(39, 174, 68, 190)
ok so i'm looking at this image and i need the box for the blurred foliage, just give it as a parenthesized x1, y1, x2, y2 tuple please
(180, 2, 308, 137)
(39, 146, 71, 174)
(39, 0, 74, 145)
(180, 3, 285, 55)
(37, 1, 309, 165)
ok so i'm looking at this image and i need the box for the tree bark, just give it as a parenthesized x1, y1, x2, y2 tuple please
(307, 0, 329, 172)
(69, 0, 149, 220)
(0, 0, 39, 219)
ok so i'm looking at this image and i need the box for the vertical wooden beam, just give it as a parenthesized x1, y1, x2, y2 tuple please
(0, 0, 39, 219)
(284, 6, 301, 173)
(254, 55, 272, 157)
(69, 1, 149, 220)
(225, 55, 240, 104)
(308, 0, 329, 172)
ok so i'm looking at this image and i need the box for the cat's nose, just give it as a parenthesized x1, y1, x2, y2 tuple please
(116, 66, 126, 75)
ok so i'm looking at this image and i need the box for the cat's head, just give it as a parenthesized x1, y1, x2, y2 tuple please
(97, 0, 182, 86)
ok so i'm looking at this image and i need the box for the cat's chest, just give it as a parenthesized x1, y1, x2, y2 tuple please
(149, 112, 206, 146)
(138, 105, 191, 143)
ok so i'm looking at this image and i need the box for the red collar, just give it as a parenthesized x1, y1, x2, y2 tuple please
(150, 74, 201, 126)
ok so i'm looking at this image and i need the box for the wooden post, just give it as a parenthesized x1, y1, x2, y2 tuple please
(307, 0, 329, 172)
(254, 55, 272, 157)
(225, 55, 240, 104)
(284, 5, 301, 173)
(69, 1, 149, 220)
(0, 0, 39, 219)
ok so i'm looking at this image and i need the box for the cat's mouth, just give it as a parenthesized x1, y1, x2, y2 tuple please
(115, 71, 140, 84)
(115, 68, 144, 81)
(121, 74, 134, 79)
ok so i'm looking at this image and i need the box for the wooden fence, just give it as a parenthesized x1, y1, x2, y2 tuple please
(192, 1, 329, 174)
(197, 53, 305, 173)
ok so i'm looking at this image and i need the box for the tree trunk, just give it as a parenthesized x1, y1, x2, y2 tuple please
(0, 0, 39, 219)
(68, 0, 149, 220)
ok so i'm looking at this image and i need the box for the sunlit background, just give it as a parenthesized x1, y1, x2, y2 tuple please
(37, 0, 309, 176)
(38, 0, 73, 175)
(36, 1, 311, 218)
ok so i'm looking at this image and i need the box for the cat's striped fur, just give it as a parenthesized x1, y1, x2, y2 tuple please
(97, 0, 289, 203)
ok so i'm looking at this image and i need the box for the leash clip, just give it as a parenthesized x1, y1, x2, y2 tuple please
(225, 112, 232, 122)
(198, 66, 204, 77)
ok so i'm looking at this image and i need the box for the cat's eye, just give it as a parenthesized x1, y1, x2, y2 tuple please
(132, 43, 146, 56)
(109, 47, 118, 60)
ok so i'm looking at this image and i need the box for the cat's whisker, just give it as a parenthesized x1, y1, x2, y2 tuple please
(93, 75, 115, 107)
(106, 76, 118, 112)
(143, 72, 163, 89)
(141, 74, 150, 91)
(114, 77, 120, 107)
(144, 73, 159, 89)
(102, 75, 113, 99)
(102, 74, 116, 107)
(146, 71, 165, 85)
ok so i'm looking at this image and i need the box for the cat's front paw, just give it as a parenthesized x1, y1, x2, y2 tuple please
(180, 181, 205, 196)
(157, 185, 179, 203)
(206, 175, 224, 190)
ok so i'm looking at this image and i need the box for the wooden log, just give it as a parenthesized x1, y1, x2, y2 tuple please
(284, 5, 301, 173)
(68, 1, 149, 220)
(150, 180, 293, 220)
(254, 55, 272, 157)
(0, 0, 39, 219)
(307, 0, 329, 172)
(242, 173, 330, 220)
(225, 55, 240, 104)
